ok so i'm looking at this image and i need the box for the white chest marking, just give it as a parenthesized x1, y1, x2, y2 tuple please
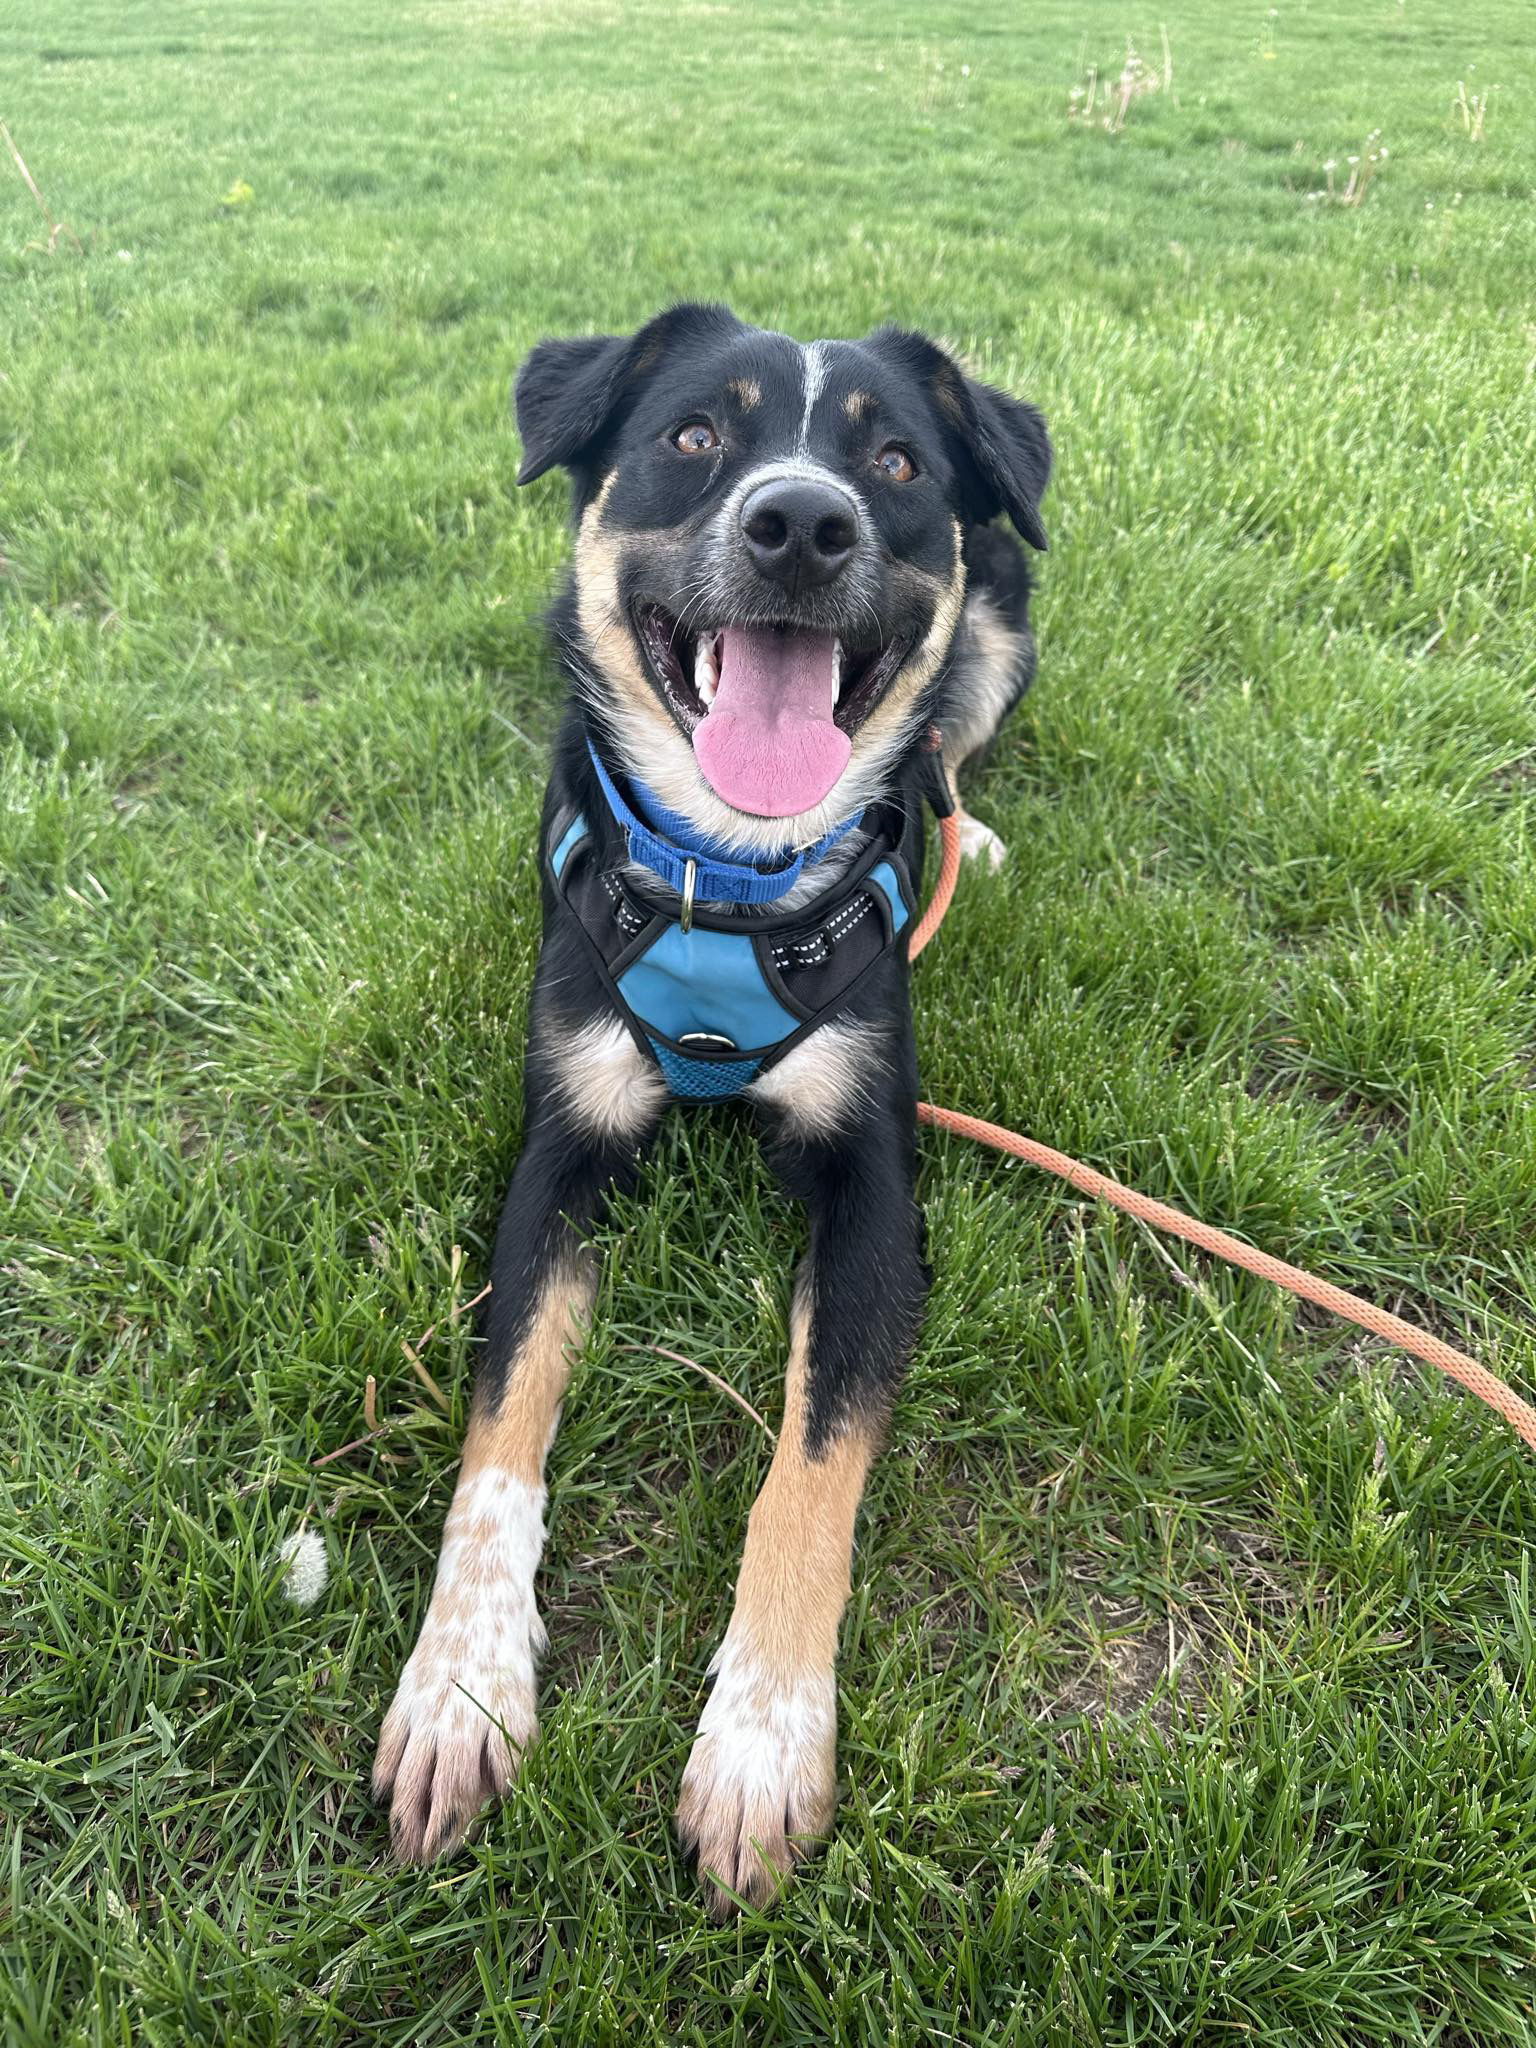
(547, 1014, 667, 1140)
(746, 1021, 886, 1137)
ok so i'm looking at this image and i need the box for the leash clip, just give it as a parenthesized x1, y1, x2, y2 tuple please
(680, 857, 697, 933)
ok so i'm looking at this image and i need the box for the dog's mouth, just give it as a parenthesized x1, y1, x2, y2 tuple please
(634, 603, 913, 819)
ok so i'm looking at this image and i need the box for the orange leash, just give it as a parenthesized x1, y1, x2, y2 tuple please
(912, 810, 1536, 1454)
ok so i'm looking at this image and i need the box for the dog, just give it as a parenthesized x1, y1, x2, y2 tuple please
(372, 302, 1051, 1912)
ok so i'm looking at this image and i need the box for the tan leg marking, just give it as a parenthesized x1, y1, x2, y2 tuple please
(677, 1297, 875, 1914)
(943, 759, 1009, 873)
(375, 1262, 593, 1861)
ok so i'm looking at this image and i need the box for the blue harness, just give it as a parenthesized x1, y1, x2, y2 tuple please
(547, 744, 919, 1101)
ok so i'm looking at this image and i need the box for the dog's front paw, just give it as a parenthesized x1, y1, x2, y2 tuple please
(374, 1625, 541, 1862)
(373, 1466, 548, 1862)
(676, 1644, 838, 1914)
(956, 810, 1008, 871)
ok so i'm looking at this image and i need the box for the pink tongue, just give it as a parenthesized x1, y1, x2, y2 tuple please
(693, 627, 851, 818)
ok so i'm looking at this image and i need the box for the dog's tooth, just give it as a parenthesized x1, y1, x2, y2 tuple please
(832, 638, 843, 706)
(695, 633, 718, 707)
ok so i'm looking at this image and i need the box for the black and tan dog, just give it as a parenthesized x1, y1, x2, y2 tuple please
(373, 303, 1051, 1911)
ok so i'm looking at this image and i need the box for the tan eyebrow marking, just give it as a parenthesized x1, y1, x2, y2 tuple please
(727, 376, 762, 409)
(842, 390, 876, 422)
(932, 364, 968, 424)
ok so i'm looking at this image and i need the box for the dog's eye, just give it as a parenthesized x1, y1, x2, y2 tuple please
(875, 443, 918, 483)
(673, 420, 720, 454)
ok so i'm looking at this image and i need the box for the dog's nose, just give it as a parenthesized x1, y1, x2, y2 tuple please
(739, 478, 859, 592)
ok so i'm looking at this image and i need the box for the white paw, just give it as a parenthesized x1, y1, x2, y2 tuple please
(956, 811, 1008, 871)
(373, 1467, 546, 1862)
(676, 1639, 837, 1914)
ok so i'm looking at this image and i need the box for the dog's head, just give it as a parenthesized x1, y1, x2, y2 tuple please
(516, 303, 1050, 849)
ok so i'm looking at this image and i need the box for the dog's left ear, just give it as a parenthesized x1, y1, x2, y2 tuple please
(867, 327, 1052, 551)
(515, 302, 741, 486)
(951, 376, 1052, 552)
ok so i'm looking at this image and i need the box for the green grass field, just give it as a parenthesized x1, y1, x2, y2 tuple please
(5, 0, 1536, 2039)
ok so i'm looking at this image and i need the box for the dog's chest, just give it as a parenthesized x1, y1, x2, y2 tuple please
(547, 805, 917, 1101)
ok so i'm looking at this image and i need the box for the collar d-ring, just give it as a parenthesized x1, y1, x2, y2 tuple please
(680, 857, 697, 933)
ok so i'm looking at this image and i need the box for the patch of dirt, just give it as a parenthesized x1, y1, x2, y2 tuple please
(1043, 1527, 1305, 1730)
(1489, 752, 1535, 791)
(1043, 1591, 1205, 1728)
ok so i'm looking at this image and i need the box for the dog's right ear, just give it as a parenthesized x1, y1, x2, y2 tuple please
(514, 302, 742, 486)
(514, 333, 634, 486)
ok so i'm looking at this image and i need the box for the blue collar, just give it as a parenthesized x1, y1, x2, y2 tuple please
(585, 739, 861, 911)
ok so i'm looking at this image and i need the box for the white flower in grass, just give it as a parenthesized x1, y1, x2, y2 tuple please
(278, 1527, 329, 1608)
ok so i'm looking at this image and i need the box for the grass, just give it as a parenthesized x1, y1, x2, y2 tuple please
(4, 0, 1536, 2039)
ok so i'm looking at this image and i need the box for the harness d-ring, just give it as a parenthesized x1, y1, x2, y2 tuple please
(680, 857, 697, 933)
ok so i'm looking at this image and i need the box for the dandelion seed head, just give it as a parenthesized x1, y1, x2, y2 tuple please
(278, 1527, 329, 1608)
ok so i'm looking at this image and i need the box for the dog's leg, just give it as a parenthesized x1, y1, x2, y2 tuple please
(679, 1048, 927, 1912)
(952, 803, 1010, 872)
(376, 1014, 665, 1861)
